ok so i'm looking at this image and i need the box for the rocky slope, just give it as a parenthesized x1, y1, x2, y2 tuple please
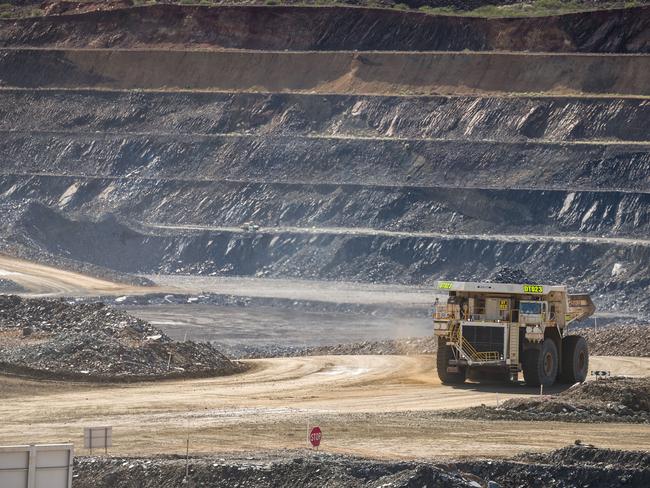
(0, 295, 240, 380)
(72, 446, 650, 488)
(445, 377, 650, 423)
(3, 203, 648, 311)
(0, 278, 24, 293)
(2, 90, 649, 142)
(0, 3, 648, 317)
(1, 4, 649, 52)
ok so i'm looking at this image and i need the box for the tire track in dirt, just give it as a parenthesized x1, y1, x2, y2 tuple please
(0, 355, 648, 458)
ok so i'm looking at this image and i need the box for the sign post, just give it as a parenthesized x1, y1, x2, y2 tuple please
(84, 426, 112, 455)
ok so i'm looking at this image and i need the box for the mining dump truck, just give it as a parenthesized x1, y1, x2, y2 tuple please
(432, 281, 595, 386)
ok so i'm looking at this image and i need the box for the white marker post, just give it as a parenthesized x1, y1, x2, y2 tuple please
(185, 422, 190, 480)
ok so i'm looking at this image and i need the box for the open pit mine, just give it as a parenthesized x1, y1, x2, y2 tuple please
(0, 1, 649, 487)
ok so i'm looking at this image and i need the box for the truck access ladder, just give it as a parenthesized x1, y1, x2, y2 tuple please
(449, 324, 500, 363)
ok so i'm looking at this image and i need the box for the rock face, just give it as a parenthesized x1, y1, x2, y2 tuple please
(0, 4, 648, 318)
(487, 267, 540, 285)
(0, 295, 241, 380)
(1, 4, 649, 52)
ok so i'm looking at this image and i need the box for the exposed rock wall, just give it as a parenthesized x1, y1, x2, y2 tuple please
(0, 4, 648, 314)
(1, 90, 648, 142)
(1, 5, 649, 52)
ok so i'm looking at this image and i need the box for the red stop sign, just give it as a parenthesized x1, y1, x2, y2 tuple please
(309, 426, 322, 447)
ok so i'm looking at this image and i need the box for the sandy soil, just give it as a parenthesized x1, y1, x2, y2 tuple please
(1, 355, 648, 459)
(0, 254, 155, 297)
(0, 253, 439, 306)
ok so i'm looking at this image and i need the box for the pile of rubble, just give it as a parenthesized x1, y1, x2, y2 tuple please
(306, 336, 437, 357)
(72, 445, 650, 488)
(446, 377, 650, 423)
(459, 445, 650, 488)
(0, 295, 240, 380)
(487, 267, 541, 284)
(220, 337, 438, 359)
(0, 279, 25, 293)
(73, 452, 492, 488)
(576, 323, 650, 357)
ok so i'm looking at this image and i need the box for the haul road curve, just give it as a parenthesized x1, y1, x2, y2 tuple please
(1, 355, 649, 460)
(0, 254, 156, 297)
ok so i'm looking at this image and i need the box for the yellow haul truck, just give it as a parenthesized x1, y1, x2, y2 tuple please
(433, 281, 595, 386)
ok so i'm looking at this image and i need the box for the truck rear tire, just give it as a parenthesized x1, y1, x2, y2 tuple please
(560, 335, 589, 383)
(436, 337, 466, 385)
(522, 339, 558, 387)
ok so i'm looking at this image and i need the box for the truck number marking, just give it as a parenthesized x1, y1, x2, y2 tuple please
(523, 285, 544, 294)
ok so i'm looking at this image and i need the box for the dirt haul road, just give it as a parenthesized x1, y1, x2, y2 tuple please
(0, 254, 155, 297)
(1, 355, 649, 460)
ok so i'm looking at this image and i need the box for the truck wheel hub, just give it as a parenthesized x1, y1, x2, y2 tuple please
(543, 352, 553, 375)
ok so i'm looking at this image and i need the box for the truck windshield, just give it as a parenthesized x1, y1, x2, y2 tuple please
(520, 302, 542, 315)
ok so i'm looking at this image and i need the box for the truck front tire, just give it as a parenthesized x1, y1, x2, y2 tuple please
(436, 337, 466, 385)
(522, 339, 558, 387)
(560, 335, 589, 383)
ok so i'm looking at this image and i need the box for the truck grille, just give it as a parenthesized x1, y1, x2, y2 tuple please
(462, 325, 504, 357)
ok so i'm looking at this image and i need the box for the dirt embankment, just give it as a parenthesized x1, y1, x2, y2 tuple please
(460, 446, 650, 488)
(219, 322, 650, 359)
(1, 4, 649, 53)
(446, 377, 650, 423)
(0, 295, 241, 380)
(76, 453, 481, 488)
(575, 323, 650, 357)
(2, 48, 649, 96)
(72, 446, 650, 488)
(219, 336, 438, 360)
